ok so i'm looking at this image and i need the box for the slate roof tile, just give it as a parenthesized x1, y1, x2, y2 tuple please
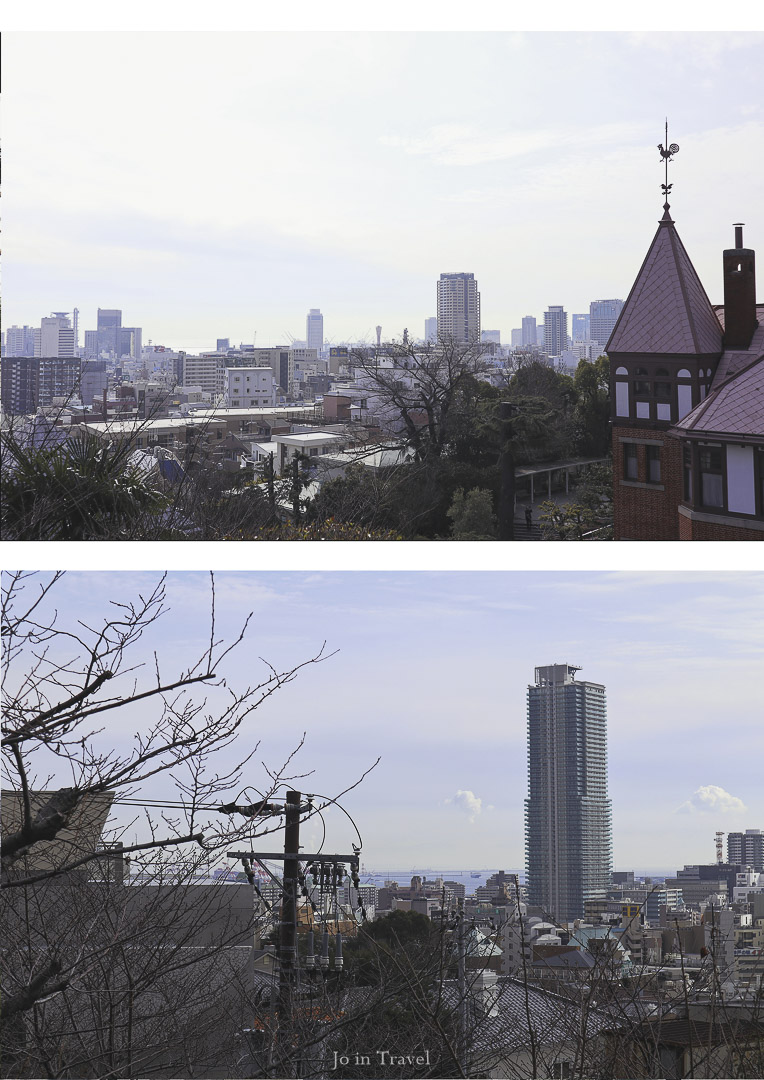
(608, 216, 723, 356)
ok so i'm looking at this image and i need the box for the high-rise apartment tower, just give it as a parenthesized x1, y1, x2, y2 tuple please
(525, 664, 612, 923)
(436, 273, 480, 343)
(727, 830, 764, 871)
(543, 306, 568, 356)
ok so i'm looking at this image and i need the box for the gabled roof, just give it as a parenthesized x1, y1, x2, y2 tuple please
(607, 211, 723, 356)
(712, 305, 764, 384)
(672, 354, 764, 440)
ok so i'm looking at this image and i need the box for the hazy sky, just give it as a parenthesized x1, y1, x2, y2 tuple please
(5, 29, 764, 351)
(9, 571, 762, 876)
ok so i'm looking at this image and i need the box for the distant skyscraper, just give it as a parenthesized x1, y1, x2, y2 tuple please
(97, 308, 122, 358)
(436, 273, 480, 343)
(424, 317, 438, 343)
(481, 330, 501, 344)
(543, 306, 568, 356)
(34, 313, 75, 358)
(521, 316, 537, 347)
(306, 309, 324, 352)
(510, 328, 523, 347)
(525, 664, 612, 923)
(536, 326, 545, 347)
(571, 313, 590, 341)
(589, 299, 624, 349)
(217, 338, 231, 353)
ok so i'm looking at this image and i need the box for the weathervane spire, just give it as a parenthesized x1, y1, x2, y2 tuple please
(658, 118, 680, 217)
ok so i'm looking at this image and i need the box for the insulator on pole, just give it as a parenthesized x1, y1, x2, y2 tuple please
(334, 932, 343, 971)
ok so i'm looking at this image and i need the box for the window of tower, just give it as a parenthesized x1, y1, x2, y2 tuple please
(623, 443, 638, 481)
(646, 445, 662, 484)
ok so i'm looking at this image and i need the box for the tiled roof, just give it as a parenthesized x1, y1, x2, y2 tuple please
(673, 354, 764, 439)
(712, 306, 764, 383)
(607, 213, 723, 356)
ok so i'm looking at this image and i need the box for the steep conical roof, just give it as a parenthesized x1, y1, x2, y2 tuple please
(607, 210, 723, 356)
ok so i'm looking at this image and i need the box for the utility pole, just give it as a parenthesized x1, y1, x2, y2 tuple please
(456, 896, 467, 1076)
(278, 790, 301, 1024)
(229, 792, 360, 1080)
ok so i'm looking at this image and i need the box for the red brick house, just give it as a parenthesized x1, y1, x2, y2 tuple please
(608, 210, 763, 540)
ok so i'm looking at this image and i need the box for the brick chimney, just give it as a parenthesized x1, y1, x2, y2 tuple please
(723, 224, 757, 349)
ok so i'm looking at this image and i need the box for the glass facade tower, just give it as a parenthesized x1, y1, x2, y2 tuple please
(525, 664, 612, 923)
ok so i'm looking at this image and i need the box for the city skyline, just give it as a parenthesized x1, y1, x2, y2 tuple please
(13, 570, 762, 876)
(4, 31, 763, 351)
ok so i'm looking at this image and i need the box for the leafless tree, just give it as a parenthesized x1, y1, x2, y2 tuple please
(0, 571, 363, 1078)
(349, 336, 491, 462)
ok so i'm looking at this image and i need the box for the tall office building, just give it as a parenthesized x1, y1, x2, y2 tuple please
(424, 317, 438, 343)
(525, 664, 612, 924)
(97, 309, 122, 358)
(521, 316, 537, 347)
(571, 313, 590, 341)
(543, 307, 568, 357)
(436, 273, 480, 343)
(589, 299, 624, 349)
(727, 830, 764, 871)
(306, 309, 324, 352)
(34, 313, 75, 357)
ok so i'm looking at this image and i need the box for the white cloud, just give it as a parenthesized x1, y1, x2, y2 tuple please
(676, 785, 746, 815)
(446, 790, 483, 824)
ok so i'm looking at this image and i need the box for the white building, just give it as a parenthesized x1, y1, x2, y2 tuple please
(424, 317, 438, 343)
(34, 313, 75, 357)
(224, 367, 276, 408)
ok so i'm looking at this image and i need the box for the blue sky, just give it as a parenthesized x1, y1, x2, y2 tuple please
(7, 570, 762, 875)
(4, 26, 764, 351)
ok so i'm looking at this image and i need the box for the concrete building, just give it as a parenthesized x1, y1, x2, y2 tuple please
(34, 313, 75, 358)
(521, 316, 538, 347)
(4, 325, 36, 357)
(481, 330, 501, 345)
(543, 306, 568, 357)
(511, 328, 523, 347)
(437, 272, 480, 343)
(224, 367, 276, 408)
(525, 664, 612, 924)
(589, 299, 624, 349)
(306, 308, 324, 352)
(424, 316, 438, 343)
(1, 356, 82, 415)
(728, 830, 764, 870)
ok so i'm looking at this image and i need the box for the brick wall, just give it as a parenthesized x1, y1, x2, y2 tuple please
(678, 515, 764, 541)
(612, 425, 683, 540)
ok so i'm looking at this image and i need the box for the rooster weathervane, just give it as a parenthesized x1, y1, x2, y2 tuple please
(658, 119, 679, 210)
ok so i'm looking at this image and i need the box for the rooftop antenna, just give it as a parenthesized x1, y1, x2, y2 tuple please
(658, 118, 680, 215)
